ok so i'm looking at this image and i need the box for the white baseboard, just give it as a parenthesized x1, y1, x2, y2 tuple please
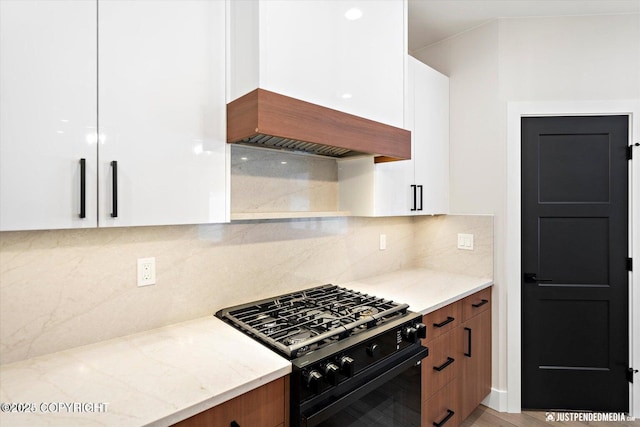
(482, 388, 511, 413)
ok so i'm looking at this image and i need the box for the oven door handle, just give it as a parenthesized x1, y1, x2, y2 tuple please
(301, 345, 429, 427)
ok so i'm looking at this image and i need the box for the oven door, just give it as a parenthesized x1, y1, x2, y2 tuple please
(299, 345, 427, 427)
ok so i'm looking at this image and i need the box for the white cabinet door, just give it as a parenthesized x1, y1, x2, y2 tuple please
(0, 0, 98, 231)
(98, 0, 228, 227)
(372, 160, 414, 216)
(412, 56, 449, 215)
(371, 55, 417, 217)
(230, 0, 406, 128)
(339, 56, 449, 217)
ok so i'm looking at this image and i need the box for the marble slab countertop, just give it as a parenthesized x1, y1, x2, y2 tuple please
(340, 268, 493, 314)
(0, 316, 291, 427)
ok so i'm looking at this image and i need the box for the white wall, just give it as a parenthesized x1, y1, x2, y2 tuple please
(499, 15, 640, 102)
(414, 13, 640, 412)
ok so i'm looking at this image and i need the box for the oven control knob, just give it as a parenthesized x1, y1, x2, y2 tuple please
(415, 323, 427, 339)
(324, 363, 340, 385)
(305, 370, 323, 394)
(402, 323, 427, 343)
(339, 356, 355, 377)
(366, 343, 379, 357)
(402, 326, 418, 343)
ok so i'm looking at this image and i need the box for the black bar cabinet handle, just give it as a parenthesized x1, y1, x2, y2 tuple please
(524, 273, 552, 283)
(230, 421, 240, 427)
(464, 327, 472, 357)
(433, 316, 455, 328)
(110, 161, 118, 218)
(79, 158, 86, 219)
(472, 299, 489, 308)
(410, 184, 417, 211)
(433, 409, 455, 427)
(433, 357, 455, 372)
(417, 184, 423, 211)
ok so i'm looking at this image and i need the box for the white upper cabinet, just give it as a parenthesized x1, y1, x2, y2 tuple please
(228, 0, 406, 128)
(339, 56, 449, 216)
(0, 0, 228, 231)
(0, 0, 98, 231)
(408, 55, 449, 215)
(98, 0, 228, 227)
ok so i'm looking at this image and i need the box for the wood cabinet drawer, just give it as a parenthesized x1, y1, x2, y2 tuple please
(422, 301, 461, 343)
(422, 328, 461, 400)
(461, 287, 491, 322)
(422, 379, 460, 427)
(172, 377, 286, 427)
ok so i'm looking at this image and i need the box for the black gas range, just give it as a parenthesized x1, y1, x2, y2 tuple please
(216, 284, 427, 427)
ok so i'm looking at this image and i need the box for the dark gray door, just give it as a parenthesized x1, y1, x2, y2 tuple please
(521, 115, 629, 411)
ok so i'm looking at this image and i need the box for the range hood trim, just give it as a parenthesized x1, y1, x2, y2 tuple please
(227, 88, 411, 160)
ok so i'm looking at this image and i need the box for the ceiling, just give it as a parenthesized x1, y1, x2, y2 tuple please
(408, 0, 640, 52)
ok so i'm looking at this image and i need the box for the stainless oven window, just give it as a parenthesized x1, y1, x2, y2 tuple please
(315, 360, 421, 427)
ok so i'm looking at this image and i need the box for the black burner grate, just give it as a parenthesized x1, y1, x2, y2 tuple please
(217, 284, 409, 358)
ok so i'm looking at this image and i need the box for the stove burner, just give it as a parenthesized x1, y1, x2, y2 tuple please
(352, 306, 379, 317)
(256, 314, 279, 334)
(284, 330, 312, 346)
(286, 293, 310, 307)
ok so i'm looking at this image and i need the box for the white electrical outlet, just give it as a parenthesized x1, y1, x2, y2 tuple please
(457, 234, 474, 251)
(379, 234, 387, 250)
(137, 257, 156, 287)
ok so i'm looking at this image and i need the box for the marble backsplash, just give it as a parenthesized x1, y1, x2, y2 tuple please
(231, 145, 340, 214)
(414, 214, 494, 278)
(0, 214, 492, 365)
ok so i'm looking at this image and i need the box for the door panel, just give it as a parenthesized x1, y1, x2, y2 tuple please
(538, 133, 611, 203)
(521, 115, 629, 411)
(537, 297, 609, 368)
(539, 217, 609, 284)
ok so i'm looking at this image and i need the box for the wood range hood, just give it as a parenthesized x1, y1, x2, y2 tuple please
(227, 88, 411, 161)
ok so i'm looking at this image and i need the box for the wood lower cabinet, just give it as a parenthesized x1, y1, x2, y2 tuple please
(173, 377, 287, 427)
(422, 380, 461, 427)
(461, 287, 491, 323)
(421, 287, 492, 427)
(421, 301, 461, 427)
(423, 301, 461, 342)
(421, 328, 461, 427)
(422, 321, 461, 399)
(459, 305, 492, 420)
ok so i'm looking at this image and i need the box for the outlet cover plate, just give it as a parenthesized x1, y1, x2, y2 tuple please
(379, 234, 387, 250)
(137, 257, 156, 287)
(457, 234, 474, 251)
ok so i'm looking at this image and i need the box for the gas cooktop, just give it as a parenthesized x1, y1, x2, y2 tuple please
(216, 284, 411, 359)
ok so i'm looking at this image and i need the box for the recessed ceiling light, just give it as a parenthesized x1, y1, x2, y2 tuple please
(344, 8, 363, 21)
